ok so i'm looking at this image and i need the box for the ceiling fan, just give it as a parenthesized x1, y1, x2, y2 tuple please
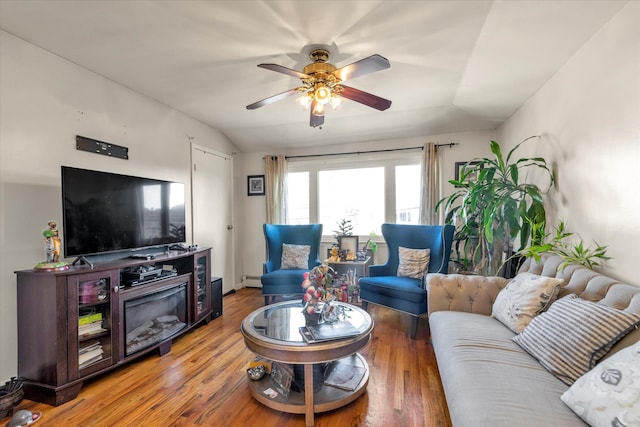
(246, 48, 392, 128)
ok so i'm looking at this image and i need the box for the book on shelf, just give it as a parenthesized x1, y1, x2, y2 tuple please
(79, 351, 104, 369)
(298, 321, 361, 343)
(79, 312, 103, 326)
(323, 359, 366, 391)
(78, 342, 104, 368)
(79, 321, 107, 337)
(79, 341, 101, 354)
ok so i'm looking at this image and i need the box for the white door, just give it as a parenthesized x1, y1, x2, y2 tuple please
(191, 144, 234, 294)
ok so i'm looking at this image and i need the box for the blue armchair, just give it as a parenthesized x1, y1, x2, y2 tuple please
(260, 223, 323, 305)
(359, 223, 454, 338)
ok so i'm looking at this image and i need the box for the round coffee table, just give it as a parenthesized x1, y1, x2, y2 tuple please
(241, 300, 373, 426)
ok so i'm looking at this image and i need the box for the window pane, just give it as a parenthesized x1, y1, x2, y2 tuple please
(318, 167, 384, 236)
(396, 164, 421, 224)
(287, 171, 309, 224)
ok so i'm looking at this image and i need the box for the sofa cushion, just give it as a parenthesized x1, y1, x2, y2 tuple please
(513, 294, 640, 385)
(561, 340, 640, 426)
(492, 272, 565, 333)
(281, 243, 310, 269)
(430, 311, 586, 427)
(397, 247, 430, 279)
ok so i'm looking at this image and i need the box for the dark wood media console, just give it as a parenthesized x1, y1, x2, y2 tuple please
(15, 248, 213, 406)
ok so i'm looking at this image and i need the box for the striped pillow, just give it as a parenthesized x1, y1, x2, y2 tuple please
(397, 247, 430, 279)
(513, 294, 640, 385)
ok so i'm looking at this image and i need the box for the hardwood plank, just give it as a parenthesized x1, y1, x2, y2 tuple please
(4, 288, 451, 426)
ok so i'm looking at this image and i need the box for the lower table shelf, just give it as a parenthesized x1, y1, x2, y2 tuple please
(246, 353, 369, 415)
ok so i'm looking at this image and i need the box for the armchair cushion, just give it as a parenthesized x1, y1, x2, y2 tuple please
(361, 276, 426, 303)
(397, 247, 430, 279)
(281, 243, 310, 269)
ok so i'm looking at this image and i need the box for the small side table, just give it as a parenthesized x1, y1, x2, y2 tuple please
(327, 257, 372, 278)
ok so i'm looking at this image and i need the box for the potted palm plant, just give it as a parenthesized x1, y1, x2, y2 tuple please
(512, 220, 610, 271)
(436, 136, 555, 276)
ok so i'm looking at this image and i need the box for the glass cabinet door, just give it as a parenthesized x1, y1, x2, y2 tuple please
(68, 270, 119, 379)
(193, 252, 211, 322)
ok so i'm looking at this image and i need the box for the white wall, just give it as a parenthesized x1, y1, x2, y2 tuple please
(497, 2, 639, 284)
(0, 31, 238, 382)
(237, 130, 495, 280)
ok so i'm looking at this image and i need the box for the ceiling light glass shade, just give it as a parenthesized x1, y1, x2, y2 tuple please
(314, 85, 331, 105)
(330, 95, 343, 110)
(296, 94, 313, 110)
(312, 102, 325, 116)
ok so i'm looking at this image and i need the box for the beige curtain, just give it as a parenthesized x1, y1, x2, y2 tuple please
(419, 142, 439, 224)
(264, 154, 287, 224)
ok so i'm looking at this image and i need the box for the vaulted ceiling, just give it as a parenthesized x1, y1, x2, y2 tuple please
(0, 0, 628, 152)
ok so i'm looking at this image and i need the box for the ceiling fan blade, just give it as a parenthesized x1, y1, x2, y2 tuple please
(309, 101, 324, 128)
(246, 88, 299, 110)
(333, 54, 390, 82)
(258, 63, 310, 79)
(340, 86, 392, 111)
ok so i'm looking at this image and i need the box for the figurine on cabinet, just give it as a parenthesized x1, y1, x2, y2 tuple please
(43, 221, 61, 262)
(34, 220, 68, 271)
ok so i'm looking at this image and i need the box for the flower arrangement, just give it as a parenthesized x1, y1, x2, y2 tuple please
(301, 264, 335, 314)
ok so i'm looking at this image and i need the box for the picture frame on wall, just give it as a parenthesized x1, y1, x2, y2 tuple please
(247, 175, 265, 196)
(454, 161, 481, 182)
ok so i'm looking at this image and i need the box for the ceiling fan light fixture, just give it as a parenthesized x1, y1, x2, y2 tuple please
(330, 95, 342, 110)
(296, 94, 313, 110)
(312, 101, 325, 116)
(314, 84, 331, 104)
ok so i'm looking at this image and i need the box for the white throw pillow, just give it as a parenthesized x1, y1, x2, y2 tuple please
(492, 272, 565, 333)
(397, 247, 430, 279)
(281, 244, 310, 269)
(561, 340, 640, 427)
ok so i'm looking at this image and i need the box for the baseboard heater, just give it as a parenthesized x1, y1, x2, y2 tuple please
(243, 275, 262, 288)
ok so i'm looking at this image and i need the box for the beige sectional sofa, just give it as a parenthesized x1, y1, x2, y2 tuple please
(427, 253, 640, 427)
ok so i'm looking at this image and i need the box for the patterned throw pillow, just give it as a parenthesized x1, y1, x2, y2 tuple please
(281, 244, 310, 269)
(397, 247, 430, 279)
(492, 272, 565, 333)
(561, 340, 640, 426)
(513, 294, 640, 385)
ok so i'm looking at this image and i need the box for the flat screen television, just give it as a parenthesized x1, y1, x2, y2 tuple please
(61, 166, 186, 257)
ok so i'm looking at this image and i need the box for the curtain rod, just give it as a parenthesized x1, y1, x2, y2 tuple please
(283, 142, 457, 160)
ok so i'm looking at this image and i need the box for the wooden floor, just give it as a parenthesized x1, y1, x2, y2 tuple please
(5, 288, 451, 427)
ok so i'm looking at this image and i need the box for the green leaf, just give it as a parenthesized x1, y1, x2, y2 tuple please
(489, 141, 505, 172)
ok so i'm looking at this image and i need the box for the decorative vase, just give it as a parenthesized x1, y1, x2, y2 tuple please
(304, 311, 321, 325)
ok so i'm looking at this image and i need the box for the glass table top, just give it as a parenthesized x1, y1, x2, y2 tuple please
(245, 301, 371, 344)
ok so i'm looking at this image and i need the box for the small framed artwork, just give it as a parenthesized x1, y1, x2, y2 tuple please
(454, 161, 481, 182)
(270, 362, 293, 398)
(338, 236, 359, 258)
(247, 175, 265, 196)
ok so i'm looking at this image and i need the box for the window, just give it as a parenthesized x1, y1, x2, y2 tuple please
(318, 167, 384, 235)
(286, 171, 309, 224)
(395, 164, 421, 224)
(286, 152, 422, 237)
